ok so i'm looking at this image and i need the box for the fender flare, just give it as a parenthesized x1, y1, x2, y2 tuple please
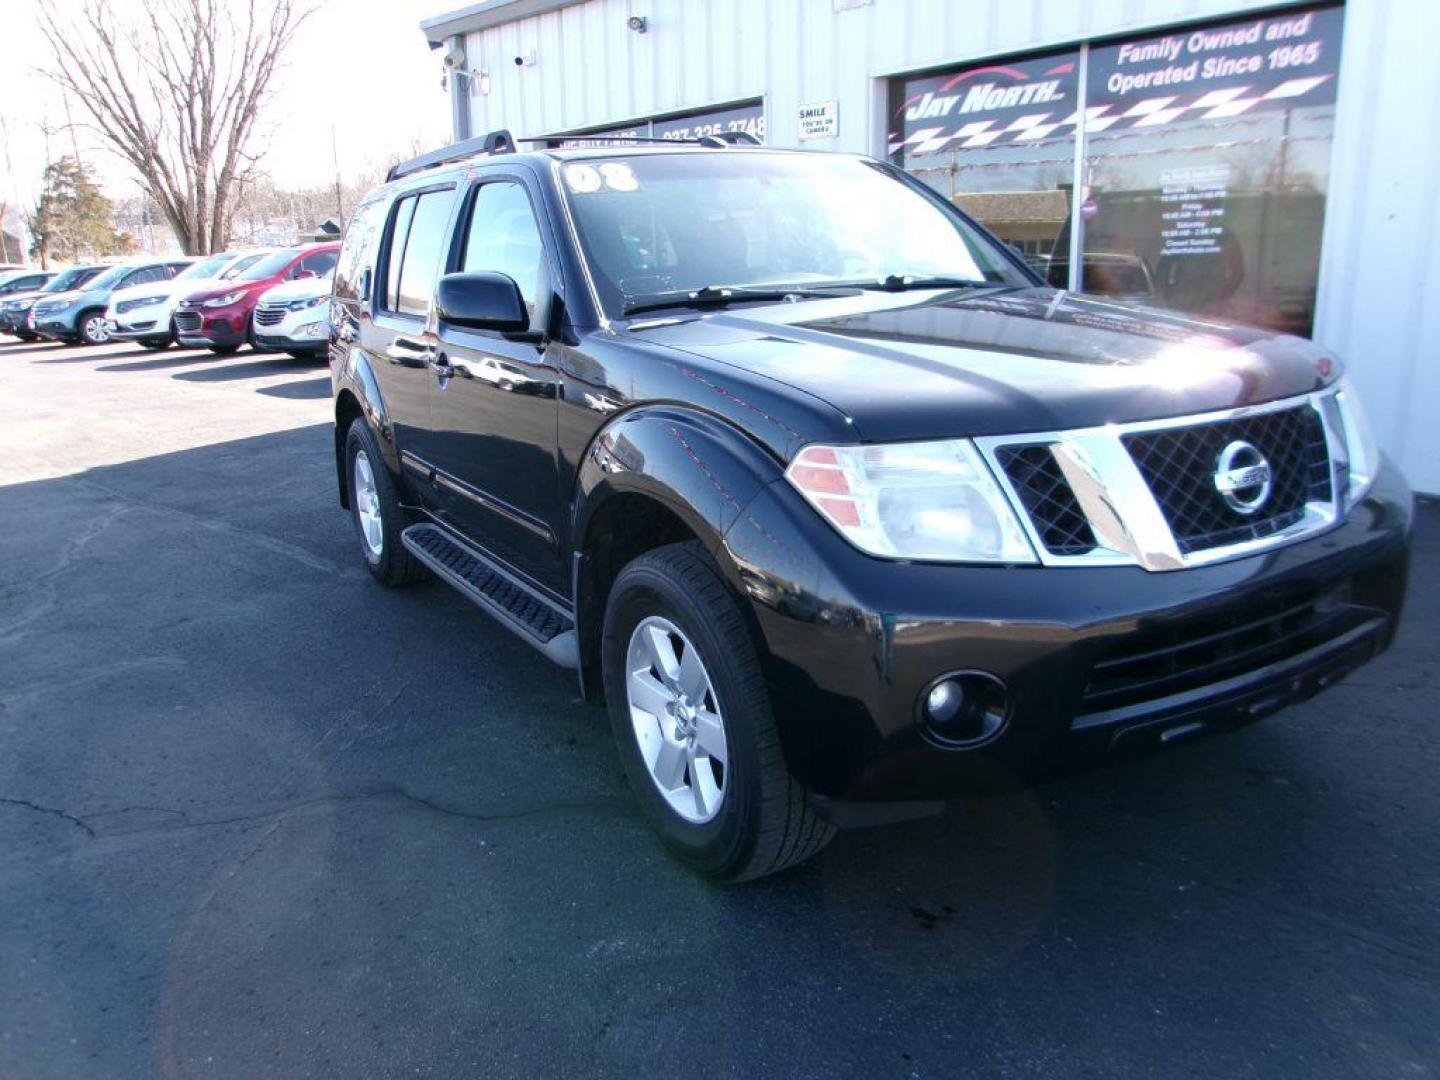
(571, 404, 784, 556)
(333, 346, 399, 506)
(569, 405, 787, 695)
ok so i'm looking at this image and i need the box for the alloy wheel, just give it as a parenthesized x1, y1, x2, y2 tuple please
(625, 615, 728, 823)
(352, 450, 384, 557)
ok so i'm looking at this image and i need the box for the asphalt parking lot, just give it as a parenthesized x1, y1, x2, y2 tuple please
(1, 335, 1437, 1079)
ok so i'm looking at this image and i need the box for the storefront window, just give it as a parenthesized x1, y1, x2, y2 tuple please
(888, 3, 1344, 337)
(889, 51, 1080, 275)
(1081, 5, 1343, 334)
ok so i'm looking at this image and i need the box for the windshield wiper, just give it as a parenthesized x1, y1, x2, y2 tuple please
(622, 284, 852, 318)
(864, 274, 995, 292)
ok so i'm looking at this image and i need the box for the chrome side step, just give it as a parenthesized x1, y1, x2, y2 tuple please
(401, 523, 578, 669)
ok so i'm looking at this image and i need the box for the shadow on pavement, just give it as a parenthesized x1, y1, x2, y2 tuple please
(0, 422, 1435, 1078)
(99, 350, 224, 373)
(172, 356, 321, 383)
(256, 376, 330, 400)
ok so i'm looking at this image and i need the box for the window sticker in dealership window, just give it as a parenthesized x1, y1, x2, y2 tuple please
(1086, 6, 1343, 127)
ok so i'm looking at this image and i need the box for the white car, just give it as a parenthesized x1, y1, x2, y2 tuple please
(105, 250, 269, 349)
(250, 271, 334, 357)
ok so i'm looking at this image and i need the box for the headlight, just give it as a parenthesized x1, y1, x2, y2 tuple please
(1334, 378, 1380, 509)
(288, 295, 327, 311)
(785, 440, 1036, 563)
(202, 291, 245, 308)
(119, 294, 167, 312)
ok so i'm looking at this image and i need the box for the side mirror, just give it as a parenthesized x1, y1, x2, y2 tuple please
(293, 269, 318, 280)
(436, 271, 528, 333)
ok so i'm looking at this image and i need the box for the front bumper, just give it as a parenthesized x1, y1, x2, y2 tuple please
(0, 309, 32, 333)
(252, 306, 328, 354)
(107, 312, 171, 343)
(725, 460, 1413, 801)
(32, 314, 79, 340)
(175, 310, 247, 348)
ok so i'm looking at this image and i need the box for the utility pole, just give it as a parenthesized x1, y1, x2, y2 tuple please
(331, 124, 344, 224)
(0, 114, 21, 263)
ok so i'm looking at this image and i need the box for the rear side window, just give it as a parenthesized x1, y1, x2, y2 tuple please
(333, 200, 386, 302)
(393, 190, 457, 317)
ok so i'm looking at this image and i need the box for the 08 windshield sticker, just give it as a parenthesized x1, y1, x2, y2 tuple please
(564, 162, 639, 194)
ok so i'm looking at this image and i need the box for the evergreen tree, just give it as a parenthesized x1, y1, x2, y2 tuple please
(27, 157, 126, 264)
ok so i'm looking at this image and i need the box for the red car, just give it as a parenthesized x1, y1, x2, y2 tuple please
(173, 242, 339, 354)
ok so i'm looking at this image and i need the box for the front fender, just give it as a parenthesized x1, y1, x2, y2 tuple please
(572, 405, 784, 559)
(570, 406, 787, 701)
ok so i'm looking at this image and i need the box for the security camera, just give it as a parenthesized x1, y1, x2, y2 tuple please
(513, 50, 535, 67)
(627, 15, 648, 32)
(442, 46, 465, 70)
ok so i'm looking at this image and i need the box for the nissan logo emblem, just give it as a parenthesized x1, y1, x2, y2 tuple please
(1213, 440, 1273, 515)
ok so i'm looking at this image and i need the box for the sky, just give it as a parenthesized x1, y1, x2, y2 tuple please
(0, 0, 456, 212)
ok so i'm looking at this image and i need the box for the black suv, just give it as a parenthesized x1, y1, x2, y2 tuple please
(329, 131, 1411, 881)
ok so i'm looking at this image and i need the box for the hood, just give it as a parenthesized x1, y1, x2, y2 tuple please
(0, 288, 52, 307)
(109, 280, 181, 305)
(258, 274, 333, 303)
(180, 280, 264, 304)
(631, 287, 1339, 442)
(32, 289, 86, 309)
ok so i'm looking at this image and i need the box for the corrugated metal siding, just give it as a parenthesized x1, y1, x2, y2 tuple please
(458, 0, 1438, 490)
(1314, 0, 1440, 492)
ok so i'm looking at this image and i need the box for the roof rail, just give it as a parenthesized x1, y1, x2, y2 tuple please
(520, 130, 764, 149)
(386, 129, 517, 183)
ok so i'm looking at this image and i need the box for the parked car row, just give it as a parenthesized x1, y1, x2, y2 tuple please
(0, 242, 339, 357)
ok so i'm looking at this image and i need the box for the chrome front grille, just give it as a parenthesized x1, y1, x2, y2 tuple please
(978, 390, 1345, 572)
(253, 306, 285, 326)
(1123, 405, 1331, 554)
(995, 444, 1097, 556)
(173, 310, 202, 332)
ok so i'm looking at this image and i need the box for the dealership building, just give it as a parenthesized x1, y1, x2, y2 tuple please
(421, 0, 1438, 492)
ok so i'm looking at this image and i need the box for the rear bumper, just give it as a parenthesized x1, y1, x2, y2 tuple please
(725, 459, 1413, 801)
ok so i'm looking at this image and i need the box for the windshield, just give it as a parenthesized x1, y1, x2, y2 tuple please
(42, 267, 101, 293)
(234, 248, 300, 281)
(560, 152, 1030, 316)
(176, 254, 232, 280)
(85, 264, 133, 291)
(219, 253, 268, 280)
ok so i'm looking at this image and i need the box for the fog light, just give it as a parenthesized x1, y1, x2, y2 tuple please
(918, 671, 1008, 748)
(926, 681, 964, 724)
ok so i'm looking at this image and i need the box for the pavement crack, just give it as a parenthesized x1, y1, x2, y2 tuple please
(0, 796, 97, 838)
(64, 473, 342, 575)
(78, 786, 627, 841)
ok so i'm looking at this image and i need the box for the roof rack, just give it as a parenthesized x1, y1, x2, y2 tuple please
(521, 131, 764, 149)
(386, 129, 517, 183)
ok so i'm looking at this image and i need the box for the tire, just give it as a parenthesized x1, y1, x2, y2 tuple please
(343, 418, 427, 586)
(15, 331, 36, 342)
(208, 344, 239, 355)
(77, 310, 111, 346)
(602, 541, 834, 882)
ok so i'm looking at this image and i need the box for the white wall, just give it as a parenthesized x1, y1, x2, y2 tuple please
(458, 0, 1438, 491)
(1313, 0, 1440, 493)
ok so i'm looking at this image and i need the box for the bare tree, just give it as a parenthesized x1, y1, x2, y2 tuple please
(38, 0, 314, 254)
